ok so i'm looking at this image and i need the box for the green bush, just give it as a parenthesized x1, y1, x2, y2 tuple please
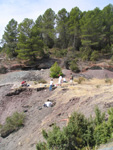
(34, 81, 38, 85)
(0, 112, 25, 138)
(107, 108, 113, 131)
(36, 142, 47, 150)
(111, 55, 113, 61)
(90, 51, 99, 61)
(54, 49, 67, 58)
(105, 78, 112, 84)
(64, 112, 92, 149)
(94, 122, 110, 145)
(36, 112, 95, 150)
(94, 106, 105, 126)
(69, 60, 80, 73)
(38, 79, 47, 84)
(81, 47, 92, 61)
(75, 77, 86, 84)
(43, 125, 67, 149)
(50, 62, 63, 78)
(36, 107, 113, 149)
(82, 55, 89, 61)
(101, 44, 111, 54)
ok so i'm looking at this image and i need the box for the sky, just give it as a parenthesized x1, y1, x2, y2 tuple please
(0, 0, 112, 40)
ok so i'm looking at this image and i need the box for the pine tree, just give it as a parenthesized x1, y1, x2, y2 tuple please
(2, 19, 18, 57)
(50, 62, 63, 78)
(16, 18, 44, 62)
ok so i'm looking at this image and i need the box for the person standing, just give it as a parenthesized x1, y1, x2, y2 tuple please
(49, 78, 54, 91)
(70, 73, 73, 83)
(58, 74, 62, 86)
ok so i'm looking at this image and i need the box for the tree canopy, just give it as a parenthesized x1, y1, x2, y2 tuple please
(1, 4, 113, 62)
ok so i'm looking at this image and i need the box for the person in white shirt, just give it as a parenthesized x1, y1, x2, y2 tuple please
(49, 78, 54, 91)
(58, 74, 62, 86)
(43, 99, 53, 107)
(63, 77, 67, 83)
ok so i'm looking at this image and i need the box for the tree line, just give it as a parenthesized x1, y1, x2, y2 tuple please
(0, 4, 113, 65)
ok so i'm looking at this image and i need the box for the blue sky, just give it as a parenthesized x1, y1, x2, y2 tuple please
(0, 0, 112, 40)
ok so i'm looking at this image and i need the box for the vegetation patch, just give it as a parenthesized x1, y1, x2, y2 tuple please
(105, 78, 112, 84)
(74, 77, 86, 84)
(50, 62, 63, 78)
(0, 112, 25, 138)
(38, 79, 47, 84)
(0, 65, 8, 74)
(36, 107, 113, 150)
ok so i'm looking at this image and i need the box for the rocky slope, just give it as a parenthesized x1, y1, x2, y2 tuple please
(0, 68, 113, 150)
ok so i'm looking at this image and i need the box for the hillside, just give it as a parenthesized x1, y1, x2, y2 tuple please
(0, 67, 113, 150)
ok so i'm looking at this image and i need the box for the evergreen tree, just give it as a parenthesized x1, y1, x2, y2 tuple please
(80, 8, 102, 50)
(107, 107, 113, 131)
(16, 18, 44, 62)
(50, 62, 63, 78)
(94, 122, 110, 145)
(101, 4, 113, 50)
(68, 7, 82, 50)
(35, 15, 43, 40)
(56, 8, 69, 49)
(1, 4, 113, 58)
(42, 8, 56, 48)
(36, 107, 113, 150)
(2, 18, 18, 57)
(94, 106, 105, 126)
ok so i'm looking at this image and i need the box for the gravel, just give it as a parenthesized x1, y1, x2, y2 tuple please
(81, 69, 113, 79)
(0, 69, 50, 85)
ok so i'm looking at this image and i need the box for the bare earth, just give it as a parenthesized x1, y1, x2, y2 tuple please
(0, 69, 113, 150)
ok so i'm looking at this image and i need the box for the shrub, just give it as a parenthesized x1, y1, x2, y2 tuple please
(111, 55, 113, 61)
(36, 107, 113, 149)
(94, 106, 105, 126)
(0, 65, 8, 74)
(69, 60, 80, 73)
(105, 78, 112, 84)
(36, 112, 94, 150)
(76, 77, 86, 84)
(94, 122, 110, 145)
(90, 51, 99, 61)
(81, 47, 92, 61)
(96, 85, 100, 88)
(55, 49, 67, 58)
(36, 142, 47, 150)
(101, 44, 111, 54)
(0, 112, 25, 138)
(34, 81, 38, 85)
(50, 62, 63, 78)
(82, 55, 89, 61)
(64, 112, 92, 149)
(38, 79, 47, 84)
(107, 108, 113, 131)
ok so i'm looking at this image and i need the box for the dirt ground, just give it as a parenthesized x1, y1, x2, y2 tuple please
(0, 69, 113, 150)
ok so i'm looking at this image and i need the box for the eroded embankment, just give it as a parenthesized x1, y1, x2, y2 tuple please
(0, 79, 113, 150)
